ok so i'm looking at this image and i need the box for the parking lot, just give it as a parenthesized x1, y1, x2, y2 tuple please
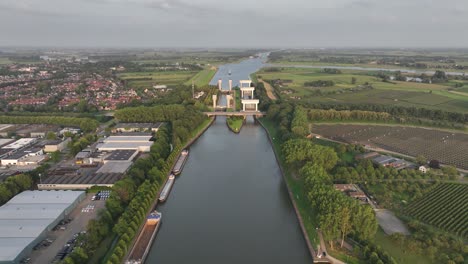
(28, 193, 106, 264)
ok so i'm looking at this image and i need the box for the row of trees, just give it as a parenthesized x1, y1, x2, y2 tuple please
(281, 139, 377, 248)
(290, 106, 309, 137)
(308, 109, 392, 121)
(0, 115, 98, 132)
(303, 103, 468, 124)
(300, 163, 378, 248)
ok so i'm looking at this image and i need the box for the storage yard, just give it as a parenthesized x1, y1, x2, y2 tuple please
(313, 124, 468, 169)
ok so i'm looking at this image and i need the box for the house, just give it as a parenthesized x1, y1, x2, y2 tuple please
(419, 165, 428, 174)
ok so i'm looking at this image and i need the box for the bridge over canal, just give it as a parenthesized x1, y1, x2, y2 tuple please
(203, 111, 266, 117)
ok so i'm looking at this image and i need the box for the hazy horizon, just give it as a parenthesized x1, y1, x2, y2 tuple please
(1, 0, 468, 48)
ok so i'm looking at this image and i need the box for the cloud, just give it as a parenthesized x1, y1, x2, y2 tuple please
(0, 0, 468, 47)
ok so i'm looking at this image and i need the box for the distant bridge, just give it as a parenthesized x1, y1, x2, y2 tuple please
(203, 111, 266, 117)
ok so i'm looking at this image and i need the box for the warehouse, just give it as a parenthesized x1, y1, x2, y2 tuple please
(103, 150, 138, 163)
(112, 122, 163, 133)
(96, 135, 153, 152)
(0, 190, 85, 264)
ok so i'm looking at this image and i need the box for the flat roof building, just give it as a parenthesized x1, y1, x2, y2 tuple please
(104, 150, 138, 163)
(112, 122, 163, 133)
(96, 161, 132, 174)
(0, 190, 85, 264)
(1, 138, 36, 150)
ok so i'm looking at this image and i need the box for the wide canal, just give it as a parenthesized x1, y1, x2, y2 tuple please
(146, 117, 312, 263)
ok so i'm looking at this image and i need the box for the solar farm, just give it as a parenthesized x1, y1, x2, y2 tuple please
(313, 124, 468, 169)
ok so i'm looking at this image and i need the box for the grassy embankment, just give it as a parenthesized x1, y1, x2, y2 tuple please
(89, 117, 214, 264)
(259, 118, 319, 246)
(257, 67, 468, 114)
(185, 68, 217, 87)
(226, 116, 244, 133)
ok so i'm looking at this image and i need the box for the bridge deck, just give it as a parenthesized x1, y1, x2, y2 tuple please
(203, 111, 266, 116)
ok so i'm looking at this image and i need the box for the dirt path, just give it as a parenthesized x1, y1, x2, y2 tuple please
(258, 78, 277, 100)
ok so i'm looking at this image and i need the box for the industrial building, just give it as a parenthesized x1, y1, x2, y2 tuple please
(0, 190, 85, 264)
(112, 122, 163, 133)
(96, 135, 153, 152)
(42, 139, 71, 153)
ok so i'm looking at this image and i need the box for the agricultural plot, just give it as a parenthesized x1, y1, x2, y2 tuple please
(313, 124, 468, 169)
(118, 71, 198, 89)
(404, 183, 468, 238)
(257, 67, 468, 113)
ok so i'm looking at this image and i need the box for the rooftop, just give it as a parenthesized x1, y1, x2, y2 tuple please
(96, 161, 132, 174)
(115, 122, 163, 129)
(105, 150, 138, 161)
(1, 138, 36, 150)
(104, 136, 152, 143)
(0, 190, 85, 262)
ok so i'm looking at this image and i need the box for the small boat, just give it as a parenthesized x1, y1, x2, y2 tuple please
(159, 175, 175, 202)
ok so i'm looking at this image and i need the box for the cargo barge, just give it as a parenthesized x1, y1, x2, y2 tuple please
(125, 211, 161, 264)
(172, 149, 189, 175)
(159, 175, 175, 202)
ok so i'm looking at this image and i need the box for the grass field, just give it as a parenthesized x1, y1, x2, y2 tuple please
(256, 67, 468, 113)
(118, 70, 198, 89)
(374, 229, 434, 264)
(404, 183, 468, 238)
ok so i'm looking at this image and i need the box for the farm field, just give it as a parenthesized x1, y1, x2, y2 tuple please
(118, 70, 198, 89)
(0, 57, 12, 65)
(312, 124, 468, 169)
(404, 183, 468, 238)
(256, 67, 468, 113)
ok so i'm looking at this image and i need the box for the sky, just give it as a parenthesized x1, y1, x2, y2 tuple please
(0, 0, 467, 48)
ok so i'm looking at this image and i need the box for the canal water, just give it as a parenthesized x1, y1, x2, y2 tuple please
(146, 117, 312, 263)
(210, 53, 268, 107)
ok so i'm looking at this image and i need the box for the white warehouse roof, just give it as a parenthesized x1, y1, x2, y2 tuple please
(104, 136, 152, 143)
(7, 190, 83, 204)
(1, 138, 36, 150)
(96, 142, 153, 152)
(0, 190, 85, 263)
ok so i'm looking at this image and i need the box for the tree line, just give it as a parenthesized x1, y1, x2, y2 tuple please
(303, 102, 468, 124)
(0, 115, 98, 132)
(266, 104, 398, 263)
(114, 104, 207, 146)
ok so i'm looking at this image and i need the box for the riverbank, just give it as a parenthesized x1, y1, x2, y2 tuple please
(258, 118, 318, 259)
(122, 116, 215, 264)
(226, 116, 244, 133)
